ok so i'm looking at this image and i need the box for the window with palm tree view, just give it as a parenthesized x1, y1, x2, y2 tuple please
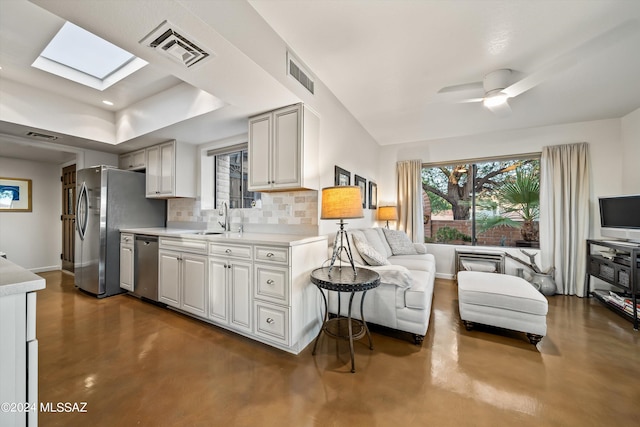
(422, 157, 540, 248)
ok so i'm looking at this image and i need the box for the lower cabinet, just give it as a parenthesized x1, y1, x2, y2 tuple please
(120, 235, 134, 292)
(159, 249, 208, 318)
(209, 258, 252, 333)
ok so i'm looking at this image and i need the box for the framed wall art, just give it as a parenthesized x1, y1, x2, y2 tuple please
(368, 181, 377, 209)
(0, 177, 32, 212)
(334, 166, 351, 186)
(354, 175, 366, 208)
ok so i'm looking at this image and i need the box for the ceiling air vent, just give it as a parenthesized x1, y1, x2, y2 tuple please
(287, 51, 314, 95)
(26, 131, 58, 141)
(140, 20, 212, 68)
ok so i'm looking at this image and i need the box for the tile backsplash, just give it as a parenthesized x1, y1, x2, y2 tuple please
(168, 190, 318, 233)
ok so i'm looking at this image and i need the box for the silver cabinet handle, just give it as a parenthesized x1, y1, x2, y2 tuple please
(266, 279, 275, 285)
(266, 318, 275, 324)
(225, 249, 232, 254)
(266, 253, 274, 257)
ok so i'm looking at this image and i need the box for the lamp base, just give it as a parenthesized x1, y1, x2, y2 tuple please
(328, 220, 357, 276)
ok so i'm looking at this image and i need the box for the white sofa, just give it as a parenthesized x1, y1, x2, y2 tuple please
(327, 228, 436, 344)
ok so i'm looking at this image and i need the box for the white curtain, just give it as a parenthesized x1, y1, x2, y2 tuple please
(540, 142, 590, 296)
(396, 160, 424, 243)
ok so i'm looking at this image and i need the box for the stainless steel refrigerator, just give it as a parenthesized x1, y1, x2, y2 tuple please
(75, 166, 166, 298)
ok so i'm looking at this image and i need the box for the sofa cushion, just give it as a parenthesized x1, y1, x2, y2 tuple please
(374, 227, 394, 257)
(362, 228, 392, 259)
(383, 228, 418, 255)
(353, 234, 390, 266)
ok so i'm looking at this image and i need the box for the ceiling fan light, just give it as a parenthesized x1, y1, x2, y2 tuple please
(483, 91, 508, 108)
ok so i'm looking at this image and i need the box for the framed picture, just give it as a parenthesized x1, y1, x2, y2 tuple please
(334, 165, 350, 186)
(368, 181, 377, 209)
(0, 177, 32, 212)
(354, 175, 366, 208)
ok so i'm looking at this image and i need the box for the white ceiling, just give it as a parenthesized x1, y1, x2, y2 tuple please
(1, 0, 640, 163)
(249, 0, 640, 145)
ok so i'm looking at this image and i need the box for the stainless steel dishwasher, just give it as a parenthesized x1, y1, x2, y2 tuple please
(134, 235, 159, 301)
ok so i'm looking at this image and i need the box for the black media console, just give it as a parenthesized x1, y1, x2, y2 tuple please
(586, 239, 640, 331)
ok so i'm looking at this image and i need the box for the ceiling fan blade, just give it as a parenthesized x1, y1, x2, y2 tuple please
(457, 97, 484, 104)
(503, 19, 639, 98)
(437, 81, 483, 94)
(486, 101, 512, 117)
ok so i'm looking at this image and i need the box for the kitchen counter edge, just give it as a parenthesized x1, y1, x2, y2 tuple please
(120, 228, 328, 247)
(0, 257, 46, 297)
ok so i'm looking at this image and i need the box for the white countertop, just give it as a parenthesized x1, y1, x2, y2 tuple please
(120, 227, 328, 247)
(0, 257, 46, 297)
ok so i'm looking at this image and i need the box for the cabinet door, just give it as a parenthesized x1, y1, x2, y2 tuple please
(158, 250, 181, 307)
(119, 244, 134, 291)
(159, 142, 175, 195)
(181, 254, 207, 318)
(131, 149, 146, 169)
(248, 113, 272, 191)
(208, 259, 228, 324)
(272, 105, 301, 188)
(146, 145, 160, 196)
(119, 153, 133, 170)
(229, 261, 252, 333)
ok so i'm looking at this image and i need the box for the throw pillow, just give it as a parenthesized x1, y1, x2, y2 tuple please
(362, 228, 390, 259)
(353, 234, 390, 266)
(382, 228, 418, 255)
(334, 230, 366, 266)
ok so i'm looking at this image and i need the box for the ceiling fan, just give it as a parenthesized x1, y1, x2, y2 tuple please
(436, 20, 639, 116)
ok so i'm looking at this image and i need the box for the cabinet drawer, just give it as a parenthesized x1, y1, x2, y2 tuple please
(121, 233, 134, 244)
(159, 237, 207, 254)
(254, 246, 289, 264)
(209, 243, 252, 259)
(255, 265, 289, 304)
(254, 302, 289, 346)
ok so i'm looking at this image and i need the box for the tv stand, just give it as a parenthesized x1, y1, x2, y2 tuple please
(586, 239, 640, 330)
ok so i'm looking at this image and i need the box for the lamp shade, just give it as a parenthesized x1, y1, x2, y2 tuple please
(377, 205, 398, 221)
(321, 186, 364, 220)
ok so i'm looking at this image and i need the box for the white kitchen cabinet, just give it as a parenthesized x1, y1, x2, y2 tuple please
(0, 258, 44, 427)
(120, 233, 134, 292)
(119, 149, 146, 171)
(158, 238, 208, 318)
(209, 243, 253, 334)
(146, 140, 196, 198)
(248, 103, 319, 191)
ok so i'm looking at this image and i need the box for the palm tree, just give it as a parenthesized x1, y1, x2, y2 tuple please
(478, 168, 540, 241)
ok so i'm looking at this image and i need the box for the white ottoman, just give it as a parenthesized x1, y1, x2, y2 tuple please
(457, 271, 548, 345)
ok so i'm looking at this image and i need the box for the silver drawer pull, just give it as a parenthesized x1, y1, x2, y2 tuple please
(266, 279, 275, 285)
(266, 252, 275, 257)
(225, 249, 232, 254)
(266, 318, 275, 324)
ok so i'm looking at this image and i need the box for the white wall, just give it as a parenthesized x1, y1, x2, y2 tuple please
(621, 107, 640, 193)
(0, 157, 61, 271)
(378, 118, 625, 276)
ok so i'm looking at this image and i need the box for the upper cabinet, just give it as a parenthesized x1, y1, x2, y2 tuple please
(118, 149, 146, 171)
(248, 103, 319, 192)
(146, 140, 196, 198)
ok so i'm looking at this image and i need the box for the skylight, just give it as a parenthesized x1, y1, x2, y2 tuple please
(32, 22, 147, 91)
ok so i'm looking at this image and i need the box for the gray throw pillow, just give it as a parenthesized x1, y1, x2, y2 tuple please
(382, 228, 418, 255)
(353, 234, 390, 266)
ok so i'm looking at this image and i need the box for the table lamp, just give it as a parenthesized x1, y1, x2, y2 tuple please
(377, 206, 398, 229)
(321, 186, 364, 275)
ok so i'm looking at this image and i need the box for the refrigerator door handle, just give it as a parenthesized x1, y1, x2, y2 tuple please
(77, 182, 88, 241)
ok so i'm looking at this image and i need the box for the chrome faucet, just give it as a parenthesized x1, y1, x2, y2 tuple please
(217, 202, 230, 231)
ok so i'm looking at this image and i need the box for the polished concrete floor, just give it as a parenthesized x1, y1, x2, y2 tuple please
(36, 271, 639, 426)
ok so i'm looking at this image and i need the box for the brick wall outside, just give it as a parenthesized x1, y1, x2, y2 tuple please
(426, 219, 538, 247)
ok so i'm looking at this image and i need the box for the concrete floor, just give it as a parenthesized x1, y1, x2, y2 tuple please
(36, 271, 639, 426)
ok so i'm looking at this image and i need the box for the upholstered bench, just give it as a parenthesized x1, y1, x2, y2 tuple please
(457, 271, 548, 345)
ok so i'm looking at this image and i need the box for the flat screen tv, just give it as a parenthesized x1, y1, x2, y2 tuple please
(598, 194, 640, 243)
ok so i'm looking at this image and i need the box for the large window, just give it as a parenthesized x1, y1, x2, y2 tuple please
(422, 156, 540, 247)
(209, 144, 260, 209)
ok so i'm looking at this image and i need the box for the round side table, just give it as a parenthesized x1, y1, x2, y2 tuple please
(310, 266, 380, 373)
